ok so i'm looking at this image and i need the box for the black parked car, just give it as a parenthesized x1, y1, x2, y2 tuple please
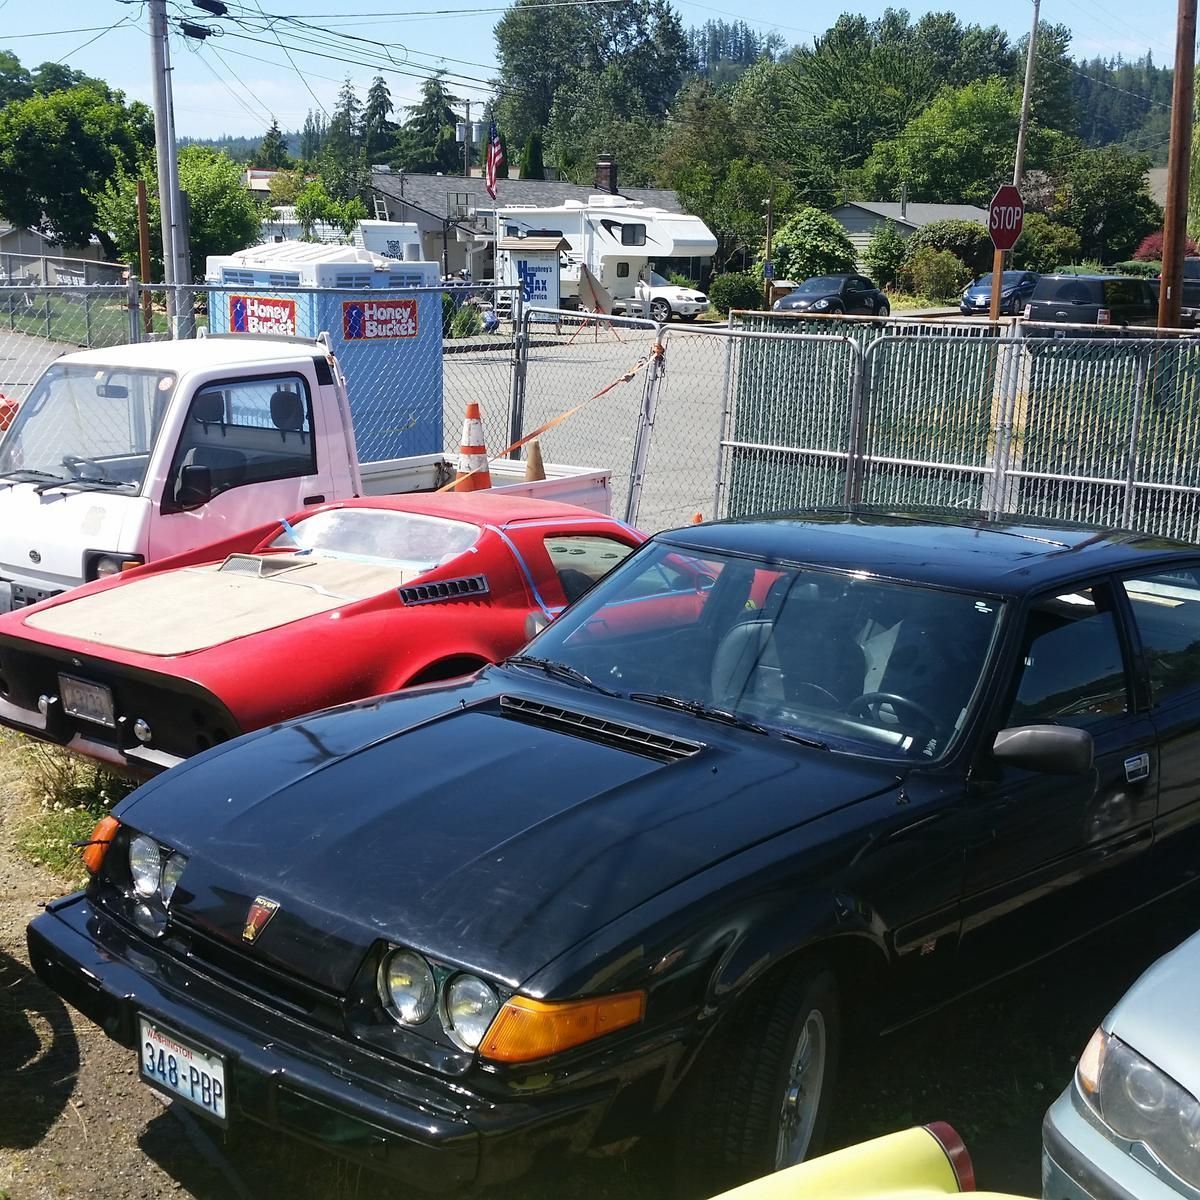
(1024, 274, 1158, 330)
(29, 510, 1200, 1193)
(774, 274, 890, 317)
(960, 270, 1039, 315)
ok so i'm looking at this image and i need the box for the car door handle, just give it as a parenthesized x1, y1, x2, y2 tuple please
(303, 494, 326, 505)
(1124, 752, 1151, 783)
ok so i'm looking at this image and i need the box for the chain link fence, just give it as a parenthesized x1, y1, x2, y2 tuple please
(515, 308, 662, 523)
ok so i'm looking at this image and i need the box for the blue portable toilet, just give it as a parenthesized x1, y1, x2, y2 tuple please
(206, 240, 443, 461)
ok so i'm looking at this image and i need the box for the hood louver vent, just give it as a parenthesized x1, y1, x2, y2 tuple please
(500, 695, 702, 762)
(399, 575, 489, 605)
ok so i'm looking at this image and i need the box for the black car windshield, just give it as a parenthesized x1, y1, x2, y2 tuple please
(972, 271, 1029, 287)
(796, 277, 844, 294)
(523, 543, 1004, 762)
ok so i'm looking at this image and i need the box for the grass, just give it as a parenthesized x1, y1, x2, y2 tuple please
(4, 733, 134, 884)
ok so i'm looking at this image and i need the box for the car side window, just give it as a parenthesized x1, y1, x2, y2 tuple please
(165, 375, 316, 511)
(1122, 567, 1200, 706)
(1006, 586, 1129, 728)
(543, 535, 636, 603)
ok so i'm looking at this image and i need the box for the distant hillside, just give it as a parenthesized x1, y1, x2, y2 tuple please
(179, 129, 301, 162)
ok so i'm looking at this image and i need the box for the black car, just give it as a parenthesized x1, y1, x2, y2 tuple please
(960, 270, 1039, 315)
(28, 511, 1200, 1193)
(774, 274, 890, 317)
(1024, 274, 1158, 330)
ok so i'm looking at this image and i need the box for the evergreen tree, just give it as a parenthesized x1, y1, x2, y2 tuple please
(519, 130, 545, 179)
(299, 109, 326, 162)
(362, 76, 395, 165)
(256, 118, 290, 168)
(320, 78, 365, 201)
(392, 74, 460, 174)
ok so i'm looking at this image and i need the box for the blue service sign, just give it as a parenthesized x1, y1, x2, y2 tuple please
(762, 260, 774, 280)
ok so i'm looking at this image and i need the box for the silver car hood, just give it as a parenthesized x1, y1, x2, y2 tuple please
(1106, 927, 1200, 1098)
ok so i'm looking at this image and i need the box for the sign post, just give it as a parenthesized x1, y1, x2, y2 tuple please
(987, 185, 1025, 322)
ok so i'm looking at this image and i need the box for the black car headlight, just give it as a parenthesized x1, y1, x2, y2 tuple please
(378, 948, 437, 1024)
(1077, 1028, 1200, 1187)
(128, 834, 163, 898)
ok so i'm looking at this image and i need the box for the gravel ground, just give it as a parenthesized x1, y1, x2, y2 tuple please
(3, 741, 1199, 1200)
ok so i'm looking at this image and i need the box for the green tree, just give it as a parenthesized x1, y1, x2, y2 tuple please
(98, 147, 262, 279)
(901, 247, 970, 299)
(903, 219, 992, 274)
(31, 63, 94, 96)
(1012, 212, 1083, 272)
(256, 118, 290, 168)
(1052, 146, 1161, 262)
(362, 76, 396, 165)
(267, 168, 304, 206)
(863, 223, 908, 288)
(293, 178, 334, 240)
(770, 207, 856, 281)
(299, 109, 326, 162)
(519, 130, 545, 180)
(0, 83, 152, 256)
(320, 78, 364, 201)
(393, 73, 460, 174)
(0, 51, 32, 106)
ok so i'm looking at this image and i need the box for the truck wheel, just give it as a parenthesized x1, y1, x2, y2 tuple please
(673, 962, 840, 1195)
(650, 298, 672, 323)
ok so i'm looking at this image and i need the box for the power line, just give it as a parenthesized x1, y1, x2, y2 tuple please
(243, 0, 329, 116)
(56, 13, 142, 65)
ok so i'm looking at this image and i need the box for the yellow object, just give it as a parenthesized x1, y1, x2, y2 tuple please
(480, 990, 645, 1063)
(706, 1127, 966, 1200)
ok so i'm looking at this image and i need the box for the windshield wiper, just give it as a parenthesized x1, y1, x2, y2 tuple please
(506, 654, 620, 697)
(765, 727, 831, 751)
(629, 692, 770, 734)
(34, 476, 134, 495)
(0, 469, 62, 483)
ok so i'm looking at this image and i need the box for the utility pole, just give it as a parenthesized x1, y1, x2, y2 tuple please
(1013, 0, 1040, 190)
(463, 99, 472, 179)
(1159, 0, 1197, 329)
(992, 0, 1040, 321)
(148, 0, 194, 336)
(762, 187, 775, 311)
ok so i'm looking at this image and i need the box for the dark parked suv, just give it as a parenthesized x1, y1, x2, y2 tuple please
(1024, 274, 1158, 331)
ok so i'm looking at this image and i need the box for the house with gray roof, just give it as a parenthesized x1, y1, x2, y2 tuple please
(830, 200, 989, 272)
(369, 156, 685, 275)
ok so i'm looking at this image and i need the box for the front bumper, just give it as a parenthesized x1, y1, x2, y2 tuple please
(672, 299, 708, 316)
(1042, 1086, 1189, 1200)
(27, 894, 630, 1190)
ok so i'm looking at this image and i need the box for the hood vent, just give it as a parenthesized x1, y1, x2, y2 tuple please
(500, 695, 702, 762)
(399, 574, 489, 605)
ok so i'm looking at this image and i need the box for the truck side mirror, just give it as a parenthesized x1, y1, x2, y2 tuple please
(176, 464, 213, 510)
(992, 724, 1093, 776)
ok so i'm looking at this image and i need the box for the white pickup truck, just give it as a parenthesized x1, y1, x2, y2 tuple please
(0, 333, 610, 613)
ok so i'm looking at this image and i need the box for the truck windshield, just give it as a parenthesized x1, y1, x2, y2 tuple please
(0, 363, 175, 490)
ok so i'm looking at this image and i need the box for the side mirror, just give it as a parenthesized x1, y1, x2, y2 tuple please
(176, 463, 213, 510)
(992, 724, 1094, 776)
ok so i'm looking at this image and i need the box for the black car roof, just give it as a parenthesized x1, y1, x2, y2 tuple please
(658, 508, 1199, 594)
(1039, 274, 1144, 283)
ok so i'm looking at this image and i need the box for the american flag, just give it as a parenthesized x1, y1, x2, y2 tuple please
(485, 120, 504, 200)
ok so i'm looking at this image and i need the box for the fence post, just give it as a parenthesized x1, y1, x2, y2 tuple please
(625, 330, 667, 525)
(83, 288, 93, 347)
(711, 333, 736, 520)
(1121, 348, 1150, 528)
(507, 290, 527, 458)
(845, 337, 871, 504)
(44, 290, 52, 341)
(127, 274, 142, 343)
(984, 324, 1025, 518)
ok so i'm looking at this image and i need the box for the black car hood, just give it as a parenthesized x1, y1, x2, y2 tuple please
(119, 675, 901, 993)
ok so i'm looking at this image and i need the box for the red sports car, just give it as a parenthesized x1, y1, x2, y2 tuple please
(0, 492, 644, 775)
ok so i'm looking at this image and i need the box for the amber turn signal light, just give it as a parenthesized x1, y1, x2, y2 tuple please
(479, 990, 646, 1064)
(80, 815, 120, 874)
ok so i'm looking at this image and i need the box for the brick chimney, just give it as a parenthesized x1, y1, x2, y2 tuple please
(595, 155, 618, 195)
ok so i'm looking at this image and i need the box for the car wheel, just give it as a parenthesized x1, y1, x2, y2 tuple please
(650, 298, 672, 323)
(673, 962, 840, 1193)
(877, 304, 890, 318)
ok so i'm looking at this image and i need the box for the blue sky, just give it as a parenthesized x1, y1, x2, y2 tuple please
(2, 0, 1182, 137)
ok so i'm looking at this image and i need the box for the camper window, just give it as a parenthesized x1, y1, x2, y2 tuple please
(617, 263, 630, 277)
(621, 224, 647, 246)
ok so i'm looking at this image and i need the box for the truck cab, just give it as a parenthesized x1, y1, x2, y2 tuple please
(0, 336, 355, 612)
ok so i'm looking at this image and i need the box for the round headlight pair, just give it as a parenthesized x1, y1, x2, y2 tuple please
(128, 834, 186, 904)
(377, 948, 500, 1049)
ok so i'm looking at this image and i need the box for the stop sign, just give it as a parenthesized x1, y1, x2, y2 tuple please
(988, 185, 1024, 251)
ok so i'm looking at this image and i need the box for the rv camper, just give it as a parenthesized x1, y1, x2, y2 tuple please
(492, 195, 715, 320)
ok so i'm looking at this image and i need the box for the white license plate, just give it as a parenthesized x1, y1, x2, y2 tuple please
(58, 674, 115, 727)
(138, 1017, 228, 1122)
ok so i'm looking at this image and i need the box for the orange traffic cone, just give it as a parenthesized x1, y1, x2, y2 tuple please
(0, 393, 16, 433)
(524, 437, 546, 482)
(692, 512, 704, 524)
(454, 400, 492, 492)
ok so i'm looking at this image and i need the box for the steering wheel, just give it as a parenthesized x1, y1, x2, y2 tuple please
(845, 691, 938, 733)
(62, 454, 113, 481)
(787, 681, 841, 709)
